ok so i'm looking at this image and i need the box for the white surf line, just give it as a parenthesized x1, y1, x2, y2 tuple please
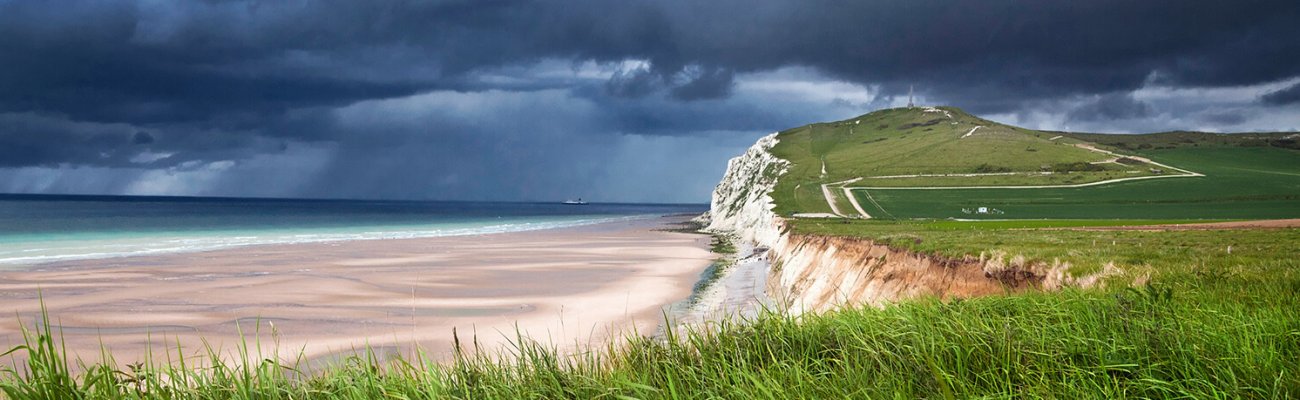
(820, 183, 847, 217)
(842, 187, 871, 218)
(960, 126, 981, 139)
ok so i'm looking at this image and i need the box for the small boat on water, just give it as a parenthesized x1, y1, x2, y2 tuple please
(562, 198, 589, 205)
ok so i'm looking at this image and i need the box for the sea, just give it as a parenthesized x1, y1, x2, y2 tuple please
(0, 194, 707, 266)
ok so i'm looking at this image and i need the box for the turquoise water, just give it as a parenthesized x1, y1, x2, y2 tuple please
(0, 194, 706, 266)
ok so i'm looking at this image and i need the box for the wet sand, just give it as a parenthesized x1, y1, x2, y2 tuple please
(0, 216, 713, 367)
(676, 241, 771, 327)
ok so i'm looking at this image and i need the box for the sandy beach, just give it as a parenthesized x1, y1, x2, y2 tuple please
(0, 215, 713, 367)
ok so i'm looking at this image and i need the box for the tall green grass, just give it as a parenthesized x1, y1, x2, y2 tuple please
(3, 279, 1297, 398)
(4, 224, 1297, 398)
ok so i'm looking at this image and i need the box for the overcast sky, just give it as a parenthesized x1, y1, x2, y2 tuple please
(1, 0, 1298, 203)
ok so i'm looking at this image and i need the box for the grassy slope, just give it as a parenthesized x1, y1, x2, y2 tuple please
(766, 106, 1299, 219)
(859, 146, 1300, 219)
(768, 107, 1189, 215)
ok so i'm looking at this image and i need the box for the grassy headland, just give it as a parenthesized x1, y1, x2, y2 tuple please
(770, 107, 1164, 215)
(769, 106, 1298, 218)
(3, 108, 1297, 398)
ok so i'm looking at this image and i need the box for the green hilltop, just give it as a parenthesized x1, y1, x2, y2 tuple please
(774, 106, 1107, 179)
(769, 106, 1300, 219)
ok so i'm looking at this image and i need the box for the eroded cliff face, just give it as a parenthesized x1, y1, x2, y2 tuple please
(766, 234, 1124, 312)
(705, 134, 1106, 314)
(769, 235, 1040, 313)
(703, 133, 787, 246)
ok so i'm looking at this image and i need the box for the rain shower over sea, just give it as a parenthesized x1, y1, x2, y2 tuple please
(0, 194, 705, 266)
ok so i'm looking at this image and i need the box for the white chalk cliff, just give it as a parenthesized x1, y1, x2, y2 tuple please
(703, 133, 787, 246)
(703, 133, 1088, 314)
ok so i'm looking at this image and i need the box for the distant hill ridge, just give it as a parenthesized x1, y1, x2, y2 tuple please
(765, 106, 1297, 216)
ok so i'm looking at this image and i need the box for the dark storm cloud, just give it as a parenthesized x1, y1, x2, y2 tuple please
(0, 113, 134, 167)
(1261, 82, 1300, 105)
(1199, 110, 1248, 126)
(670, 67, 735, 101)
(131, 132, 155, 145)
(605, 67, 662, 99)
(271, 89, 767, 202)
(1, 0, 1297, 200)
(5, 0, 1296, 123)
(602, 64, 735, 101)
(1067, 93, 1153, 122)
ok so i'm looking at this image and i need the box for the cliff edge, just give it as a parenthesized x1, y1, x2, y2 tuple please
(702, 133, 787, 245)
(703, 129, 1069, 314)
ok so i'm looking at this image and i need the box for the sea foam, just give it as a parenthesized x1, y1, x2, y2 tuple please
(0, 215, 651, 266)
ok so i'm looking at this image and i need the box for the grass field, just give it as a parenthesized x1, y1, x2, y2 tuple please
(769, 107, 1298, 219)
(852, 147, 1300, 220)
(1060, 130, 1299, 152)
(849, 168, 1156, 188)
(768, 107, 1144, 215)
(5, 223, 1297, 399)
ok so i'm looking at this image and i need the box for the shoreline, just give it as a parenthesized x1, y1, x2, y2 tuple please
(0, 215, 714, 367)
(0, 213, 676, 268)
(670, 239, 772, 330)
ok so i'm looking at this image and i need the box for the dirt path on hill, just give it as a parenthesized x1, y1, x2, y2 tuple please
(834, 142, 1203, 191)
(846, 172, 1201, 190)
(842, 187, 871, 218)
(818, 178, 863, 217)
(819, 184, 846, 217)
(1072, 143, 1203, 176)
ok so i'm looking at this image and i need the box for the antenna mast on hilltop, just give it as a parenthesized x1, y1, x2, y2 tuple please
(907, 85, 915, 108)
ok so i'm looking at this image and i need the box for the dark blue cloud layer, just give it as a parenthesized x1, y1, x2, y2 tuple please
(1262, 83, 1300, 105)
(1, 0, 1297, 200)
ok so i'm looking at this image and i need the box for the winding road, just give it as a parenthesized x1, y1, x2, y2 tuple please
(813, 143, 1203, 217)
